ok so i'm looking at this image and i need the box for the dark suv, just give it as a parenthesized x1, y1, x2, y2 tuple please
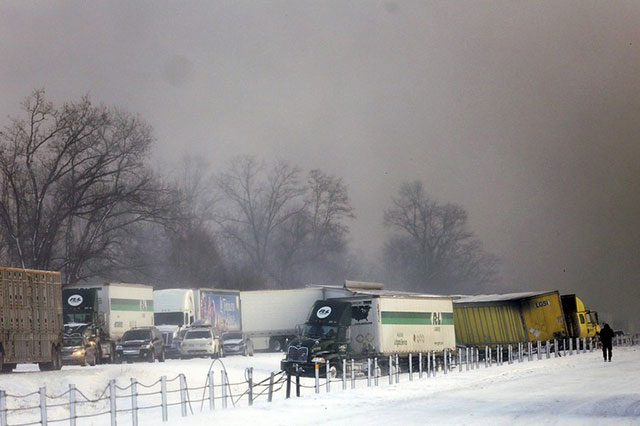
(115, 327, 165, 363)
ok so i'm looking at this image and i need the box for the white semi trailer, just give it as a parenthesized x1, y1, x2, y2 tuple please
(240, 288, 330, 351)
(281, 288, 457, 377)
(65, 282, 154, 340)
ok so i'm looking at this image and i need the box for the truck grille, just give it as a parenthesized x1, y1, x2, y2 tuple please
(287, 346, 308, 363)
(162, 332, 173, 345)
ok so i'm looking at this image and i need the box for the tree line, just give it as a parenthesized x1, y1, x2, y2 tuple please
(0, 91, 499, 293)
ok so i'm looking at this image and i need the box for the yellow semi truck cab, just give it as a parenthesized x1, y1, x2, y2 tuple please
(561, 294, 600, 338)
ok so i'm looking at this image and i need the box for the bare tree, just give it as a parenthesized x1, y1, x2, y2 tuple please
(271, 169, 355, 287)
(383, 181, 499, 293)
(0, 90, 173, 283)
(215, 156, 306, 287)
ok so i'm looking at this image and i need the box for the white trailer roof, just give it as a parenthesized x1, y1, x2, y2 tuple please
(453, 291, 557, 304)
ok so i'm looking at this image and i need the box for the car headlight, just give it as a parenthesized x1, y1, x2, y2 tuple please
(311, 357, 326, 364)
(73, 349, 85, 357)
(116, 345, 123, 351)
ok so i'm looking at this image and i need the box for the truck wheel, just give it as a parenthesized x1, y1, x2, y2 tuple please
(53, 346, 63, 370)
(328, 364, 339, 379)
(269, 338, 282, 352)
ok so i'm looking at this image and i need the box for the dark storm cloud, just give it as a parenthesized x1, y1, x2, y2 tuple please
(1, 1, 639, 330)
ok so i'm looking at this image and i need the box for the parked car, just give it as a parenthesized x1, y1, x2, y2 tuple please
(221, 332, 254, 357)
(115, 327, 165, 363)
(180, 327, 222, 359)
(62, 334, 97, 367)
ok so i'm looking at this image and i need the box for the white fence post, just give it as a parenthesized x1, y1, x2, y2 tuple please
(465, 347, 469, 371)
(131, 378, 138, 426)
(327, 360, 331, 393)
(69, 384, 76, 426)
(39, 386, 47, 426)
(247, 368, 254, 406)
(0, 390, 6, 426)
(221, 371, 227, 409)
(351, 359, 356, 389)
(389, 356, 394, 384)
(375, 357, 379, 386)
(343, 359, 347, 390)
(432, 352, 437, 377)
(419, 353, 423, 378)
(109, 380, 117, 426)
(394, 354, 399, 384)
(161, 376, 168, 421)
(179, 374, 187, 417)
(207, 371, 215, 411)
(440, 352, 445, 376)
(367, 358, 372, 387)
(314, 363, 319, 394)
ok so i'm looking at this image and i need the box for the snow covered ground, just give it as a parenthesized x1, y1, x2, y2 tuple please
(1, 346, 638, 425)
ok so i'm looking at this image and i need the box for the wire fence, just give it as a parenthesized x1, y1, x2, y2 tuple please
(0, 334, 636, 426)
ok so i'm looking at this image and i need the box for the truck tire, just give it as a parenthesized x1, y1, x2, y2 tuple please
(52, 345, 63, 370)
(269, 338, 283, 352)
(39, 345, 62, 371)
(328, 364, 339, 379)
(0, 352, 10, 373)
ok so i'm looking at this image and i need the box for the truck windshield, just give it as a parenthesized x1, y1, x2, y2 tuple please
(154, 312, 185, 326)
(303, 324, 337, 338)
(64, 313, 92, 324)
(122, 329, 151, 341)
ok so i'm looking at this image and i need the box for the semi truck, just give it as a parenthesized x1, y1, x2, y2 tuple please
(63, 282, 154, 363)
(0, 267, 64, 372)
(280, 290, 457, 377)
(240, 287, 327, 351)
(153, 289, 197, 358)
(452, 290, 600, 347)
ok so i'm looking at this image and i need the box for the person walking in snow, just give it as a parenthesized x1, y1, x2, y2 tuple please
(599, 323, 614, 362)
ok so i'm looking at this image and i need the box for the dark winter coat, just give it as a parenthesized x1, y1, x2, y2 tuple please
(599, 325, 614, 347)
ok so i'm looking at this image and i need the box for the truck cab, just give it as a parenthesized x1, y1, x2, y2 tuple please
(62, 288, 115, 363)
(153, 289, 196, 358)
(280, 300, 351, 377)
(561, 294, 600, 338)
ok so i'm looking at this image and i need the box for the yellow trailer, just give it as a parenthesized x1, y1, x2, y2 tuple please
(453, 299, 526, 346)
(520, 291, 567, 341)
(453, 291, 569, 346)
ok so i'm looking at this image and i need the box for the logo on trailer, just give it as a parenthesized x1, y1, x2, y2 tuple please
(68, 294, 83, 307)
(432, 312, 442, 325)
(316, 306, 332, 319)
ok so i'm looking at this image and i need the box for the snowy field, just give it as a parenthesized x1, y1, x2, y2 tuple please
(1, 346, 639, 425)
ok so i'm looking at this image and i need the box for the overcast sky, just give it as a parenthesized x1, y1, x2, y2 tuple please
(1, 1, 639, 330)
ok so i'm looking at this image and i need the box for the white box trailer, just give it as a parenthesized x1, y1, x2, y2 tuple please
(240, 288, 329, 351)
(66, 282, 154, 340)
(281, 287, 457, 377)
(346, 295, 456, 355)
